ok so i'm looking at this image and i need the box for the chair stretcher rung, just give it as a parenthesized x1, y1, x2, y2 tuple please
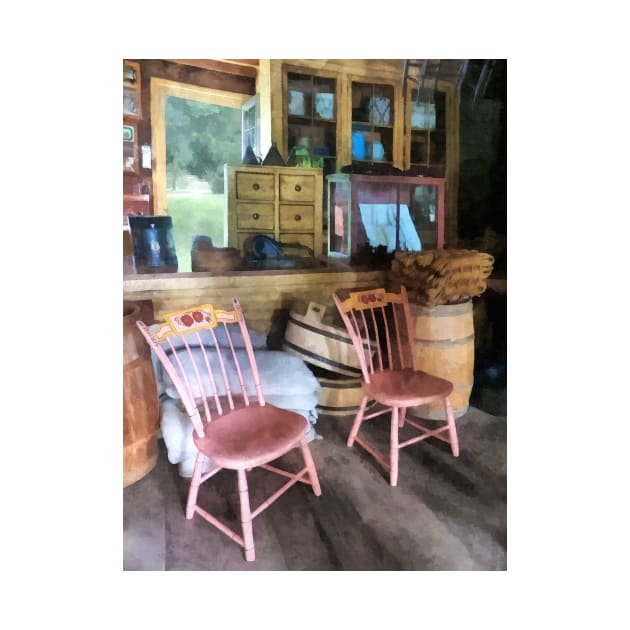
(193, 505, 244, 547)
(260, 463, 313, 485)
(402, 417, 451, 445)
(362, 407, 390, 421)
(399, 431, 445, 448)
(250, 469, 308, 519)
(354, 435, 390, 471)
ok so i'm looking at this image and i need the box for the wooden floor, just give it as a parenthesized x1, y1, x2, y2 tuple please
(123, 402, 506, 570)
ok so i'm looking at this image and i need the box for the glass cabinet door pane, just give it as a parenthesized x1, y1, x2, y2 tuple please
(411, 185, 438, 249)
(313, 76, 335, 121)
(327, 178, 351, 257)
(410, 132, 428, 164)
(430, 131, 446, 166)
(351, 81, 394, 165)
(408, 89, 446, 170)
(286, 70, 337, 177)
(123, 86, 139, 116)
(434, 91, 446, 129)
(241, 94, 260, 157)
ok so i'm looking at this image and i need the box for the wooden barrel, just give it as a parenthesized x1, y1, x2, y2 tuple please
(408, 301, 475, 420)
(123, 301, 160, 487)
(316, 375, 375, 417)
(283, 301, 365, 377)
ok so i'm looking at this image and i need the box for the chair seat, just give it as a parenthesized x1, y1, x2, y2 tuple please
(193, 404, 308, 469)
(363, 368, 453, 408)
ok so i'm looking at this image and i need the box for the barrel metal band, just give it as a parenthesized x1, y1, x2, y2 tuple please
(318, 404, 362, 413)
(414, 333, 475, 345)
(283, 340, 362, 375)
(319, 380, 362, 389)
(288, 315, 355, 345)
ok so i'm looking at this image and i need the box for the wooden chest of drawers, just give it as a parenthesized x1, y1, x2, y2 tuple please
(226, 165, 323, 257)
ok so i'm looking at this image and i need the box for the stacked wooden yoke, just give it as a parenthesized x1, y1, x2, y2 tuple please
(390, 249, 494, 307)
(282, 301, 375, 418)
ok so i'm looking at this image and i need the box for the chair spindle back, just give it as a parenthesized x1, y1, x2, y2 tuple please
(332, 286, 416, 382)
(136, 299, 265, 437)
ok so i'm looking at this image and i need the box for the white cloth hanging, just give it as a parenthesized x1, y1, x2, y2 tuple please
(358, 203, 422, 252)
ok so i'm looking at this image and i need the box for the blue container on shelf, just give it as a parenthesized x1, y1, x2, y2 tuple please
(351, 132, 366, 160)
(129, 215, 178, 273)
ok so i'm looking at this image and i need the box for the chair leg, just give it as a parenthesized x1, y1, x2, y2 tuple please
(186, 452, 205, 519)
(390, 407, 400, 487)
(237, 469, 255, 562)
(444, 398, 460, 457)
(300, 439, 322, 496)
(399, 406, 407, 428)
(347, 394, 369, 447)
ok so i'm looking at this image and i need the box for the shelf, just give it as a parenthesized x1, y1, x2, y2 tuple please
(289, 115, 336, 125)
(352, 123, 394, 130)
(123, 60, 142, 119)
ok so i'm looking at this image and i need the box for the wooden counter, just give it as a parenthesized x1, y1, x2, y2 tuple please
(123, 264, 387, 345)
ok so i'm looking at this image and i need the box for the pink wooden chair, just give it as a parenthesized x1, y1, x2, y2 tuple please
(332, 286, 459, 487)
(136, 299, 321, 561)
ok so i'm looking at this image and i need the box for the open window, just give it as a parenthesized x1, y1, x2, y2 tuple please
(150, 78, 250, 271)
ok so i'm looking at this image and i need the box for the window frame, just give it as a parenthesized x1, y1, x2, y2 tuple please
(149, 77, 250, 216)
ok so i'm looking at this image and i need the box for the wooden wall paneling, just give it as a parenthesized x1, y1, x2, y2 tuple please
(165, 59, 259, 78)
(283, 59, 405, 82)
(445, 82, 460, 247)
(123, 269, 388, 337)
(142, 59, 256, 96)
(268, 60, 284, 156)
(337, 69, 351, 167)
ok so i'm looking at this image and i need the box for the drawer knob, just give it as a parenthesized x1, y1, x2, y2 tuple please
(252, 212, 260, 220)
(252, 183, 260, 191)
(294, 184, 302, 192)
(294, 214, 302, 222)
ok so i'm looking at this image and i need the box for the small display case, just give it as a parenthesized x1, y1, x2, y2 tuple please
(326, 173, 445, 264)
